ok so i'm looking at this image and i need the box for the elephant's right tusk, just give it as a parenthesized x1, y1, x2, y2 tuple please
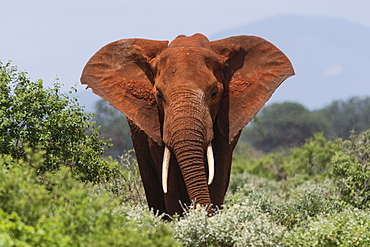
(207, 144, 214, 185)
(162, 146, 171, 193)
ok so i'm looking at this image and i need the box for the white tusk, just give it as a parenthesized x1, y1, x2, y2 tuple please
(162, 146, 171, 193)
(207, 144, 214, 185)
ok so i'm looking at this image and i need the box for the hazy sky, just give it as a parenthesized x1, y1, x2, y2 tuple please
(2, 0, 370, 107)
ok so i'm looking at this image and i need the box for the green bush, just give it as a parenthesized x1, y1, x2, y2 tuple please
(227, 172, 281, 195)
(232, 151, 287, 180)
(173, 204, 285, 247)
(0, 152, 177, 246)
(331, 130, 370, 209)
(271, 182, 341, 229)
(229, 174, 341, 229)
(0, 61, 115, 182)
(232, 133, 340, 183)
(284, 208, 370, 246)
(95, 150, 146, 205)
(285, 132, 340, 177)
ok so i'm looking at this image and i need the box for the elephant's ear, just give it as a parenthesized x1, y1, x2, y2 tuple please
(81, 38, 169, 144)
(208, 36, 294, 143)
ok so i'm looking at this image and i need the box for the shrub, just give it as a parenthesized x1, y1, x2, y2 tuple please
(284, 208, 370, 246)
(270, 182, 341, 229)
(95, 150, 146, 205)
(173, 204, 285, 247)
(232, 151, 287, 180)
(232, 133, 340, 182)
(331, 130, 370, 209)
(285, 132, 340, 178)
(229, 175, 341, 229)
(227, 172, 281, 196)
(0, 151, 177, 246)
(0, 61, 115, 182)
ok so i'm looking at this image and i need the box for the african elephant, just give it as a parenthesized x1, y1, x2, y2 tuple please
(81, 33, 294, 217)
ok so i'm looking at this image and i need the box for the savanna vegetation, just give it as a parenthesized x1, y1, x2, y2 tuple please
(1, 61, 369, 246)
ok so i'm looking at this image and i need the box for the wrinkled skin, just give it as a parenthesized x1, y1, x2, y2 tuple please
(81, 33, 294, 217)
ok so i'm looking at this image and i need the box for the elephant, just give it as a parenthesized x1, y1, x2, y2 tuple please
(81, 33, 294, 217)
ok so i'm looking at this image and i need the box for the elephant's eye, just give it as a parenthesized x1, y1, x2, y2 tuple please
(211, 91, 218, 100)
(156, 91, 164, 102)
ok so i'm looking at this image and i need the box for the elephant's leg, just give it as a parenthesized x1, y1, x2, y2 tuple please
(128, 121, 166, 215)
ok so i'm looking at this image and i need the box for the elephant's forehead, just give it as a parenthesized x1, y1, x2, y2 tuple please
(157, 47, 220, 68)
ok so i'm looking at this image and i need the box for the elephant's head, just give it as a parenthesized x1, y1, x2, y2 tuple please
(81, 33, 294, 212)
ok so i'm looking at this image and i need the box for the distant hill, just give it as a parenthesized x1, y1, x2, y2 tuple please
(211, 15, 370, 109)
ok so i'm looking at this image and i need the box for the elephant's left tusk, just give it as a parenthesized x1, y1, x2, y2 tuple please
(207, 144, 214, 185)
(162, 146, 171, 193)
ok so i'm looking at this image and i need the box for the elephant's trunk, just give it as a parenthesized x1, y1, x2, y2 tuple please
(162, 89, 214, 212)
(171, 125, 213, 211)
(172, 135, 212, 207)
(162, 144, 213, 194)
